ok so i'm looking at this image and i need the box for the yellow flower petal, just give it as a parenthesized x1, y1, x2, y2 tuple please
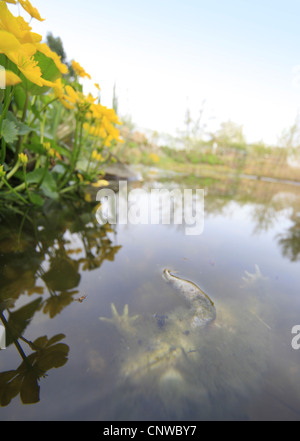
(0, 2, 24, 41)
(91, 149, 98, 160)
(36, 43, 68, 74)
(0, 69, 22, 86)
(84, 193, 92, 202)
(65, 85, 78, 104)
(21, 31, 42, 44)
(91, 179, 109, 188)
(6, 46, 44, 87)
(0, 30, 21, 53)
(18, 153, 28, 165)
(71, 60, 91, 79)
(18, 0, 45, 21)
(61, 100, 75, 110)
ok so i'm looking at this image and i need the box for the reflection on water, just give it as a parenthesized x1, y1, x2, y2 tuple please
(0, 200, 121, 408)
(0, 175, 300, 420)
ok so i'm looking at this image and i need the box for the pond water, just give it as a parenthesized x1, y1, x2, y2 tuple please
(0, 172, 300, 421)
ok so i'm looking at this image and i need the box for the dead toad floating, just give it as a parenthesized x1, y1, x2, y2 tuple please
(99, 269, 217, 384)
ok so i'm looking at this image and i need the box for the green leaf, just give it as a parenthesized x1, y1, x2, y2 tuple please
(28, 192, 44, 206)
(41, 171, 59, 200)
(0, 370, 22, 406)
(32, 336, 48, 349)
(13, 84, 26, 110)
(30, 102, 42, 121)
(20, 370, 40, 404)
(23, 141, 45, 155)
(1, 119, 19, 144)
(5, 298, 43, 347)
(51, 162, 68, 177)
(26, 168, 45, 184)
(7, 111, 32, 136)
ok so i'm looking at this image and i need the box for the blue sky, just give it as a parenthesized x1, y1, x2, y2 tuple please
(19, 1, 300, 143)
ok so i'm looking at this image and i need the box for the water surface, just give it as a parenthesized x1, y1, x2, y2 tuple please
(0, 173, 300, 420)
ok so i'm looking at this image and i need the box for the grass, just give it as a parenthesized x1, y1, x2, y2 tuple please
(153, 145, 300, 183)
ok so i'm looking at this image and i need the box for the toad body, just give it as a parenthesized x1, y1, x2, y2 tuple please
(99, 269, 216, 384)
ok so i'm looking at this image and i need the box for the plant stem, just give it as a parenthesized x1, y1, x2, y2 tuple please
(0, 311, 27, 361)
(58, 113, 82, 189)
(15, 92, 29, 157)
(36, 157, 49, 189)
(0, 158, 21, 190)
(0, 86, 13, 163)
(1, 177, 29, 204)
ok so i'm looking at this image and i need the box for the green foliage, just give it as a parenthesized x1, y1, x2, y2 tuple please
(1, 119, 18, 144)
(46, 32, 67, 64)
(161, 146, 224, 166)
(24, 52, 61, 96)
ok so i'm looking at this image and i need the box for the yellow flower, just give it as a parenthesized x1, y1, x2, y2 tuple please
(43, 142, 51, 151)
(84, 193, 92, 202)
(7, 46, 44, 87)
(52, 78, 65, 99)
(43, 142, 61, 159)
(0, 164, 6, 178)
(18, 153, 28, 165)
(71, 60, 91, 79)
(0, 69, 22, 86)
(65, 85, 78, 104)
(61, 100, 75, 110)
(2, 1, 17, 4)
(104, 136, 113, 147)
(36, 43, 68, 74)
(52, 79, 77, 108)
(77, 173, 84, 182)
(15, 16, 42, 44)
(40, 78, 56, 88)
(91, 149, 105, 161)
(94, 83, 101, 91)
(91, 149, 98, 160)
(0, 2, 26, 41)
(91, 179, 109, 188)
(48, 148, 61, 159)
(15, 16, 31, 32)
(148, 153, 160, 163)
(18, 0, 45, 21)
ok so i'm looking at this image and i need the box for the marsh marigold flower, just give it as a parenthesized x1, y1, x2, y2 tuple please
(0, 2, 42, 44)
(18, 0, 45, 21)
(36, 43, 68, 75)
(7, 46, 45, 87)
(91, 179, 109, 188)
(18, 153, 28, 165)
(0, 165, 6, 178)
(71, 60, 91, 80)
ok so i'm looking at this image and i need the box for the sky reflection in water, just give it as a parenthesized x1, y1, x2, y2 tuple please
(0, 176, 300, 420)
